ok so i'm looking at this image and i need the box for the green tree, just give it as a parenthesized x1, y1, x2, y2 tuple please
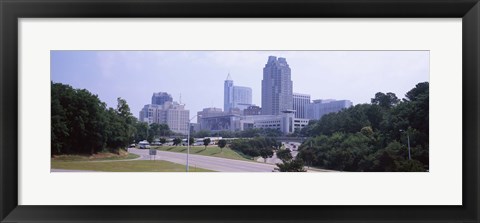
(217, 130, 235, 138)
(405, 82, 429, 102)
(396, 159, 426, 172)
(146, 133, 154, 144)
(158, 124, 172, 137)
(217, 139, 227, 152)
(276, 149, 293, 162)
(294, 82, 429, 172)
(173, 138, 182, 146)
(371, 92, 400, 109)
(148, 123, 161, 142)
(240, 128, 261, 138)
(133, 121, 148, 143)
(188, 137, 195, 146)
(194, 130, 211, 138)
(360, 126, 374, 138)
(51, 84, 69, 155)
(297, 149, 316, 169)
(203, 138, 211, 148)
(51, 83, 149, 155)
(159, 137, 167, 145)
(259, 147, 274, 163)
(105, 107, 127, 152)
(261, 128, 283, 137)
(114, 97, 136, 151)
(51, 82, 107, 155)
(275, 159, 306, 172)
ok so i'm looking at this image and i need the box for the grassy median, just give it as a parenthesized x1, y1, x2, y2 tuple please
(153, 146, 253, 161)
(52, 151, 140, 161)
(51, 160, 214, 172)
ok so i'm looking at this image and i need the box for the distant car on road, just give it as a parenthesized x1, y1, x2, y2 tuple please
(138, 140, 150, 149)
(140, 144, 151, 149)
(129, 144, 136, 148)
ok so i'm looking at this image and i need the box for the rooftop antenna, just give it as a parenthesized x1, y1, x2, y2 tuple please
(226, 72, 232, 81)
(179, 93, 182, 104)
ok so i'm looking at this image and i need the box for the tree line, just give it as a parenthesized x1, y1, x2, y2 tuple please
(228, 137, 280, 161)
(296, 82, 429, 172)
(51, 82, 171, 155)
(135, 123, 174, 143)
(228, 138, 307, 172)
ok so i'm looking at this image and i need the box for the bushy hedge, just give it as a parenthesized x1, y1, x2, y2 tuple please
(228, 137, 279, 158)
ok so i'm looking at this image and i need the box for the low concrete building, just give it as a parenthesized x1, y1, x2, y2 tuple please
(243, 105, 262, 116)
(307, 99, 353, 120)
(198, 110, 309, 135)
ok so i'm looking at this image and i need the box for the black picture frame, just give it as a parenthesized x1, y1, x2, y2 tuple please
(1, 0, 479, 222)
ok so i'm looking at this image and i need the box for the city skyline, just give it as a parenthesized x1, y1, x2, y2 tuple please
(51, 51, 429, 122)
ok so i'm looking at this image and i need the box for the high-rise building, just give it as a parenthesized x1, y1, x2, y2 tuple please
(306, 99, 353, 120)
(223, 74, 252, 113)
(233, 86, 252, 111)
(224, 75, 234, 112)
(140, 95, 190, 135)
(139, 104, 161, 124)
(261, 56, 293, 115)
(151, 92, 173, 105)
(161, 102, 189, 135)
(293, 93, 311, 119)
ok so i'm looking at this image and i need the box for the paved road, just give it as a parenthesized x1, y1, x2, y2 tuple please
(129, 148, 277, 172)
(51, 144, 334, 172)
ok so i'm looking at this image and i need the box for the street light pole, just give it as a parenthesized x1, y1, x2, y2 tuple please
(186, 115, 198, 172)
(407, 132, 411, 160)
(186, 122, 189, 172)
(400, 129, 411, 160)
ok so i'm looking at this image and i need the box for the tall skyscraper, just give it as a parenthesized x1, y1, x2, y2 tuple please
(261, 56, 293, 115)
(223, 73, 252, 113)
(293, 93, 311, 119)
(151, 92, 173, 105)
(224, 74, 234, 112)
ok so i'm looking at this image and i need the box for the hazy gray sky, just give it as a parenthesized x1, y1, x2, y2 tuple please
(51, 51, 429, 122)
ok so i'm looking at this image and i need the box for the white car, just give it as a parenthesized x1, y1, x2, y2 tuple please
(138, 140, 150, 149)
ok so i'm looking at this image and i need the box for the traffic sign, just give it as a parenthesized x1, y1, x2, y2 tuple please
(149, 149, 157, 155)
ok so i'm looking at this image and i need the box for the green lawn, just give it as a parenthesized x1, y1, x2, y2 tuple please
(52, 152, 140, 161)
(51, 160, 213, 172)
(153, 146, 253, 161)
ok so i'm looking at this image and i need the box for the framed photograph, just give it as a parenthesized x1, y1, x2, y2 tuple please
(1, 0, 479, 222)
